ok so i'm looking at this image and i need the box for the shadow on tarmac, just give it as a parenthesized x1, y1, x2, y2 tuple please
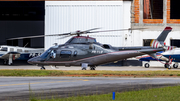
(0, 59, 29, 66)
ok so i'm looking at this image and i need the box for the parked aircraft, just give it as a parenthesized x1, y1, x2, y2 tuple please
(24, 27, 173, 70)
(0, 45, 44, 65)
(138, 48, 180, 69)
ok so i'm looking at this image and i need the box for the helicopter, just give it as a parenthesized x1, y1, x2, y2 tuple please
(10, 27, 173, 70)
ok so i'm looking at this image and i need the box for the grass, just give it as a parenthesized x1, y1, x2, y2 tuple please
(29, 85, 180, 101)
(0, 69, 180, 77)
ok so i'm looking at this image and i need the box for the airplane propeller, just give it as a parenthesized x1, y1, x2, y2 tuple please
(7, 27, 146, 40)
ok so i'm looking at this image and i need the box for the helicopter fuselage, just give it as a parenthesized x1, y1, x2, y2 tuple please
(28, 43, 163, 67)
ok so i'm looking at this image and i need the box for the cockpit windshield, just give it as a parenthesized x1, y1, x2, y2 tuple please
(0, 47, 7, 51)
(40, 48, 57, 59)
(40, 48, 51, 59)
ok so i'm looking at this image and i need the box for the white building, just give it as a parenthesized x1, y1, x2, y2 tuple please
(45, 0, 132, 50)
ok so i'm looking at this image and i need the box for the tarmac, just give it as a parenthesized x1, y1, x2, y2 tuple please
(0, 60, 180, 101)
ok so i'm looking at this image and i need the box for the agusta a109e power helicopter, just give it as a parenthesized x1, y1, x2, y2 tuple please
(10, 27, 173, 70)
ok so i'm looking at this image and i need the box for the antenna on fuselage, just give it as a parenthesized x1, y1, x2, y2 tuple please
(24, 43, 29, 48)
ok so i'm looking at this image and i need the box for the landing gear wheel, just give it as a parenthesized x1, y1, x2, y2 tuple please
(90, 66, 96, 70)
(173, 64, 178, 68)
(164, 64, 168, 68)
(144, 63, 150, 68)
(82, 68, 86, 70)
(40, 66, 46, 70)
(8, 63, 13, 65)
(167, 65, 171, 69)
(81, 63, 88, 70)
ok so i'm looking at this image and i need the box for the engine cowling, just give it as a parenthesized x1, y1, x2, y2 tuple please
(102, 44, 112, 49)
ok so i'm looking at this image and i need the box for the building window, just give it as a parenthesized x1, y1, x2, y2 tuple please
(170, 0, 180, 19)
(171, 39, 180, 47)
(143, 39, 152, 46)
(143, 0, 163, 19)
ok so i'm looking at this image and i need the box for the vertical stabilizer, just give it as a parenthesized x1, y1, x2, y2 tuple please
(150, 27, 176, 51)
(157, 27, 172, 42)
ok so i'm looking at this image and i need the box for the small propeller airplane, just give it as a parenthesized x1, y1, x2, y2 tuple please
(9, 27, 173, 70)
(137, 47, 179, 69)
(0, 45, 44, 65)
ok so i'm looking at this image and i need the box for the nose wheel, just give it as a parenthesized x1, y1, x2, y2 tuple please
(40, 66, 46, 70)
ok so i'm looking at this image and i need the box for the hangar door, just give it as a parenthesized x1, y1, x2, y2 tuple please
(45, 1, 123, 50)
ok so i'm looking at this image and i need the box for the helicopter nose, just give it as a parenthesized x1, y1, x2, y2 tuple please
(27, 58, 35, 64)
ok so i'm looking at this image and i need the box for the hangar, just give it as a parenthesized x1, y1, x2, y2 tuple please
(0, 0, 44, 48)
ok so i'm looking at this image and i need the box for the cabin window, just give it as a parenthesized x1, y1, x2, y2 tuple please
(10, 48, 14, 51)
(0, 47, 7, 51)
(17, 49, 22, 52)
(74, 51, 77, 57)
(24, 50, 29, 52)
(60, 50, 72, 58)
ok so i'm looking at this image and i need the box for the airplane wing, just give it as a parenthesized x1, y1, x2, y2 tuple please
(0, 52, 21, 60)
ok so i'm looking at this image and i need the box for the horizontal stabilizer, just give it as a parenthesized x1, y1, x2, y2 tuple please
(165, 46, 176, 51)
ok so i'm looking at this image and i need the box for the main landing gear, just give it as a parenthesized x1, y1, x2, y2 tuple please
(144, 63, 150, 68)
(3, 60, 13, 65)
(40, 66, 46, 70)
(173, 63, 178, 68)
(90, 66, 96, 70)
(164, 64, 171, 69)
(164, 62, 178, 69)
(81, 63, 96, 70)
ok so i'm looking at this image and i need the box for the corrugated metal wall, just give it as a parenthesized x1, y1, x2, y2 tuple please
(45, 1, 124, 50)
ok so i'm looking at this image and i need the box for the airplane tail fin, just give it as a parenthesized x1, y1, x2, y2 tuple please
(157, 27, 172, 42)
(150, 27, 176, 51)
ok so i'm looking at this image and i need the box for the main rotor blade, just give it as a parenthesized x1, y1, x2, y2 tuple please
(7, 28, 146, 40)
(8, 32, 71, 40)
(88, 28, 147, 33)
(83, 28, 101, 33)
(56, 35, 71, 39)
(8, 35, 45, 40)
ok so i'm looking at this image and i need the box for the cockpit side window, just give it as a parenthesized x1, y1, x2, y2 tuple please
(0, 47, 7, 51)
